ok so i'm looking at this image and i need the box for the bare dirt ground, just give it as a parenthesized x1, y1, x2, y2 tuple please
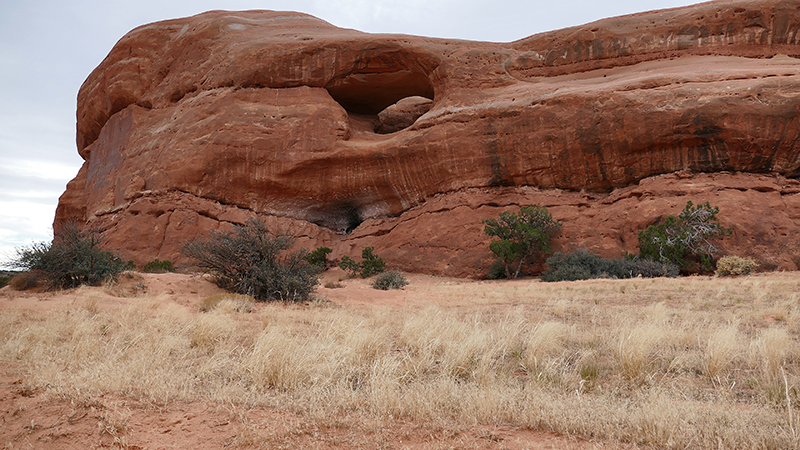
(0, 271, 628, 450)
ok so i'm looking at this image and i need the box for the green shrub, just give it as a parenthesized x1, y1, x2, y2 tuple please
(183, 219, 319, 302)
(638, 201, 730, 273)
(483, 205, 562, 278)
(715, 256, 758, 277)
(305, 247, 332, 271)
(9, 223, 129, 290)
(337, 247, 386, 278)
(486, 260, 507, 279)
(0, 275, 11, 289)
(338, 256, 361, 277)
(359, 247, 385, 277)
(372, 270, 409, 290)
(142, 259, 175, 273)
(541, 249, 616, 282)
(541, 249, 678, 282)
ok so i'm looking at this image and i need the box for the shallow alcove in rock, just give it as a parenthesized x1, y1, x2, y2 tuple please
(325, 67, 435, 136)
(305, 200, 364, 234)
(376, 96, 433, 134)
(325, 70, 435, 115)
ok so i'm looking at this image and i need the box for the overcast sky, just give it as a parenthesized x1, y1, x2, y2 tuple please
(0, 0, 700, 266)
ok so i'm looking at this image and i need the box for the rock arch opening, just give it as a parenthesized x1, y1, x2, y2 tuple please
(325, 69, 434, 134)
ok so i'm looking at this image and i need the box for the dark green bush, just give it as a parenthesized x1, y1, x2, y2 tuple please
(0, 275, 11, 289)
(483, 205, 562, 278)
(486, 260, 508, 279)
(142, 259, 175, 273)
(183, 219, 319, 302)
(372, 270, 409, 290)
(305, 247, 332, 271)
(541, 250, 612, 282)
(10, 224, 129, 290)
(338, 256, 361, 277)
(359, 247, 385, 278)
(626, 257, 680, 278)
(638, 201, 730, 273)
(541, 249, 678, 282)
(337, 247, 386, 278)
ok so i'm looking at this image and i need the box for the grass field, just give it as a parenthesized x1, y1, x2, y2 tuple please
(1, 272, 799, 449)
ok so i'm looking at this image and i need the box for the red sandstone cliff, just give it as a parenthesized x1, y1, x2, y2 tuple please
(56, 0, 800, 276)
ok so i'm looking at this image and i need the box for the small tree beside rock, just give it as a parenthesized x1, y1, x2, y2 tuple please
(338, 247, 386, 278)
(482, 205, 562, 279)
(638, 201, 730, 273)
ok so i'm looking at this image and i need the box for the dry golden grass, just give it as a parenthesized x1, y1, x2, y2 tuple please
(199, 292, 256, 313)
(704, 324, 740, 381)
(1, 273, 799, 449)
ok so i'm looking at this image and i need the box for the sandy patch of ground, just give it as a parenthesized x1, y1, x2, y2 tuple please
(0, 371, 611, 449)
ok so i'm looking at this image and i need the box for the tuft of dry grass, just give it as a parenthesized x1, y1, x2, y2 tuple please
(97, 405, 132, 447)
(8, 271, 41, 290)
(1, 273, 799, 449)
(704, 324, 741, 381)
(248, 326, 317, 391)
(616, 322, 665, 380)
(522, 321, 569, 372)
(757, 328, 791, 382)
(323, 280, 344, 289)
(200, 292, 255, 313)
(190, 311, 236, 352)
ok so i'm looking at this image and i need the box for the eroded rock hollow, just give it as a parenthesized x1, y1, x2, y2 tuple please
(57, 0, 800, 276)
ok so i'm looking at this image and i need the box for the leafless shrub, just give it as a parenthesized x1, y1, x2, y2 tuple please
(183, 219, 319, 302)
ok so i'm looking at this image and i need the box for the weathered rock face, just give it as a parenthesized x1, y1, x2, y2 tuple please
(57, 0, 800, 276)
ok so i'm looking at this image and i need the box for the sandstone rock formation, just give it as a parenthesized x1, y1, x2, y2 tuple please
(56, 0, 800, 277)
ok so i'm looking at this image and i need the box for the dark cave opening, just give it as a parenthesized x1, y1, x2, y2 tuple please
(306, 200, 364, 234)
